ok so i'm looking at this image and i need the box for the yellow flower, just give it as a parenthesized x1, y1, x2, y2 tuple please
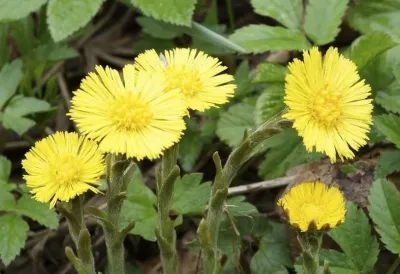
(283, 47, 373, 163)
(69, 65, 186, 160)
(134, 48, 236, 111)
(22, 132, 105, 208)
(278, 181, 346, 232)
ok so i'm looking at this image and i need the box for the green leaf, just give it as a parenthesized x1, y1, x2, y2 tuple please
(375, 81, 400, 114)
(304, 0, 349, 45)
(33, 43, 78, 61)
(172, 173, 211, 215)
(319, 249, 357, 274)
(5, 96, 51, 117)
(258, 129, 323, 179)
(328, 202, 379, 273)
(250, 0, 302, 29)
(0, 59, 23, 110)
(0, 23, 11, 67)
(0, 0, 47, 22)
(16, 195, 59, 229)
(216, 103, 255, 147)
(178, 119, 204, 171)
(133, 35, 174, 54)
(229, 25, 310, 53)
(350, 32, 396, 70)
(255, 84, 285, 125)
(0, 113, 35, 135)
(368, 179, 400, 254)
(374, 114, 400, 148)
(250, 221, 292, 274)
(226, 196, 257, 217)
(136, 16, 185, 39)
(130, 0, 195, 26)
(0, 155, 11, 181)
(253, 63, 288, 84)
(0, 215, 29, 265)
(375, 150, 400, 179)
(234, 61, 254, 98)
(348, 0, 400, 41)
(47, 0, 104, 41)
(0, 189, 16, 211)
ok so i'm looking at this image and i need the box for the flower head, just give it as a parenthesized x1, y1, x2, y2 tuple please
(69, 65, 186, 160)
(283, 47, 373, 162)
(22, 132, 105, 208)
(278, 181, 346, 232)
(134, 48, 236, 111)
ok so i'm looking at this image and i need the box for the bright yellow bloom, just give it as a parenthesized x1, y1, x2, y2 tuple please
(283, 47, 373, 162)
(22, 132, 105, 208)
(69, 65, 186, 160)
(278, 181, 346, 232)
(134, 48, 236, 111)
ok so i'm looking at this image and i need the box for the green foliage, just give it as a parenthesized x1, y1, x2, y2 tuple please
(0, 155, 11, 181)
(0, 215, 29, 265)
(255, 84, 285, 125)
(0, 0, 47, 22)
(374, 114, 400, 148)
(250, 0, 302, 30)
(47, 0, 104, 41)
(130, 0, 196, 26)
(229, 25, 310, 53)
(368, 179, 400, 255)
(374, 150, 400, 179)
(226, 196, 257, 217)
(234, 61, 254, 99)
(328, 202, 379, 273)
(252, 63, 288, 84)
(0, 59, 23, 109)
(304, 0, 349, 45)
(136, 16, 185, 39)
(375, 81, 400, 114)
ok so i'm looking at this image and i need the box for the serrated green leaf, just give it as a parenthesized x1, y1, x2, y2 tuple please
(130, 0, 195, 26)
(47, 0, 104, 41)
(259, 129, 323, 179)
(374, 114, 400, 148)
(229, 25, 310, 53)
(136, 16, 186, 39)
(348, 0, 400, 41)
(125, 167, 156, 206)
(253, 63, 288, 84)
(0, 189, 16, 211)
(0, 155, 11, 181)
(375, 150, 400, 179)
(304, 0, 349, 45)
(368, 179, 400, 254)
(328, 202, 379, 273)
(234, 61, 254, 98)
(0, 113, 35, 135)
(251, 221, 292, 274)
(0, 215, 29, 265)
(16, 195, 59, 229)
(250, 0, 302, 29)
(0, 0, 47, 22)
(172, 173, 211, 215)
(255, 84, 285, 125)
(216, 103, 255, 147)
(0, 59, 23, 109)
(350, 32, 396, 70)
(5, 96, 51, 117)
(376, 92, 400, 114)
(226, 196, 257, 217)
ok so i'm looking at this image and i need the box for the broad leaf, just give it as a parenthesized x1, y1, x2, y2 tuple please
(0, 155, 11, 181)
(251, 221, 292, 274)
(234, 61, 254, 98)
(374, 114, 400, 148)
(230, 25, 310, 53)
(0, 59, 23, 109)
(226, 196, 257, 217)
(133, 35, 174, 54)
(319, 249, 357, 274)
(250, 0, 302, 29)
(0, 113, 35, 135)
(5, 96, 51, 117)
(375, 81, 400, 114)
(0, 0, 47, 22)
(374, 150, 400, 179)
(253, 63, 288, 84)
(47, 0, 104, 41)
(0, 23, 10, 67)
(172, 173, 211, 215)
(178, 119, 205, 171)
(130, 0, 196, 26)
(216, 103, 255, 147)
(255, 84, 285, 125)
(0, 215, 29, 265)
(136, 16, 185, 39)
(304, 0, 349, 45)
(328, 202, 379, 273)
(16, 195, 59, 229)
(33, 43, 78, 61)
(368, 179, 400, 254)
(0, 189, 16, 211)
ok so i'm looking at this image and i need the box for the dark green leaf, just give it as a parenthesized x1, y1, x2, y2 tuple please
(178, 119, 204, 171)
(133, 35, 174, 54)
(0, 113, 35, 135)
(319, 249, 357, 274)
(0, 215, 29, 265)
(375, 150, 400, 179)
(33, 43, 78, 61)
(16, 195, 59, 229)
(0, 189, 16, 211)
(226, 196, 257, 217)
(374, 114, 400, 148)
(136, 16, 185, 39)
(0, 23, 11, 67)
(253, 63, 288, 84)
(255, 84, 285, 125)
(368, 179, 400, 254)
(0, 155, 11, 181)
(0, 0, 47, 22)
(229, 25, 310, 53)
(5, 96, 51, 117)
(234, 61, 254, 98)
(0, 59, 23, 109)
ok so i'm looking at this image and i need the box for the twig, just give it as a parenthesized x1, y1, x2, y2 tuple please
(227, 175, 295, 196)
(57, 73, 71, 109)
(93, 48, 132, 67)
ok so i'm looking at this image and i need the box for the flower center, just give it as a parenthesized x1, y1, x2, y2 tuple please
(301, 203, 321, 222)
(311, 88, 341, 126)
(109, 92, 153, 131)
(165, 65, 202, 97)
(50, 154, 82, 185)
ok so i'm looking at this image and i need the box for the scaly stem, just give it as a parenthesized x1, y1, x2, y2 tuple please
(156, 144, 180, 274)
(298, 232, 324, 274)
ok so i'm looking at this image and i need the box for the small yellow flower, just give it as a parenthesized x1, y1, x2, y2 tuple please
(69, 65, 186, 160)
(134, 48, 236, 111)
(22, 132, 105, 208)
(278, 181, 346, 232)
(284, 47, 373, 163)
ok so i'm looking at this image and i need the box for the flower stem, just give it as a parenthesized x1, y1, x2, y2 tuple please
(387, 256, 400, 274)
(199, 118, 283, 273)
(298, 232, 324, 274)
(156, 144, 180, 274)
